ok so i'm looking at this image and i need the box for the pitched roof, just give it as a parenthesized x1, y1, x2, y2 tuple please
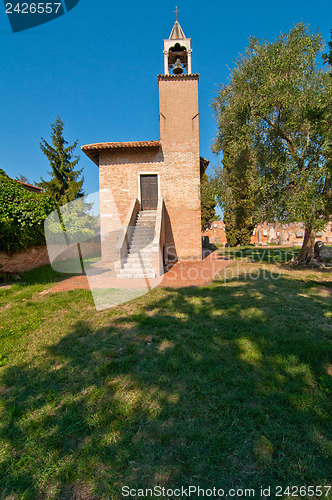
(200, 157, 210, 176)
(16, 180, 42, 193)
(81, 140, 161, 166)
(169, 20, 186, 40)
(157, 74, 199, 80)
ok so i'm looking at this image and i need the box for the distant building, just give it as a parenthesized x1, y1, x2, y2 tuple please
(16, 180, 42, 194)
(202, 220, 332, 246)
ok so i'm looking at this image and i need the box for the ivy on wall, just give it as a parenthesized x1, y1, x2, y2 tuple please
(0, 169, 56, 254)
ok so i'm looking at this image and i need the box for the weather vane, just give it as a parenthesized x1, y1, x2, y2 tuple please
(174, 6, 179, 21)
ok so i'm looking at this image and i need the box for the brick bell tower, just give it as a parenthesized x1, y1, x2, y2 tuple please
(158, 17, 202, 261)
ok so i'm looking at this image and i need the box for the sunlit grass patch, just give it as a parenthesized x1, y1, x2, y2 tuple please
(0, 260, 331, 498)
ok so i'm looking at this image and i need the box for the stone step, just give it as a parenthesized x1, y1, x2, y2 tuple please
(132, 230, 154, 234)
(136, 216, 156, 220)
(124, 255, 153, 263)
(134, 217, 155, 221)
(128, 243, 154, 250)
(124, 253, 153, 261)
(117, 210, 157, 279)
(132, 226, 155, 230)
(123, 260, 153, 267)
(134, 223, 156, 228)
(131, 233, 154, 238)
(122, 266, 155, 273)
(118, 272, 156, 279)
(128, 248, 153, 254)
(131, 232, 155, 237)
(129, 240, 154, 247)
(123, 256, 153, 264)
(122, 257, 154, 267)
(137, 210, 157, 216)
(130, 232, 155, 239)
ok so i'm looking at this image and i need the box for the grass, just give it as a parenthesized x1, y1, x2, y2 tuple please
(0, 253, 331, 499)
(219, 245, 301, 263)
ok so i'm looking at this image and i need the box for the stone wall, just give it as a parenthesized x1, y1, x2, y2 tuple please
(0, 246, 50, 273)
(202, 220, 332, 246)
(0, 241, 101, 274)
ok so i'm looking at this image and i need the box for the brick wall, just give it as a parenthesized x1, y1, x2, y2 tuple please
(158, 75, 201, 260)
(202, 220, 332, 246)
(0, 241, 101, 274)
(99, 148, 164, 263)
(202, 221, 228, 245)
(0, 246, 50, 273)
(98, 74, 203, 263)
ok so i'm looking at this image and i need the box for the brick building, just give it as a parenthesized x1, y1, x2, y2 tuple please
(203, 220, 332, 246)
(82, 19, 207, 278)
(15, 180, 42, 194)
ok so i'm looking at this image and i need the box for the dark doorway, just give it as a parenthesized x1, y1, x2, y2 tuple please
(140, 175, 158, 210)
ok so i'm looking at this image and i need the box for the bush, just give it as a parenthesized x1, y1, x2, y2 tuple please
(0, 169, 55, 254)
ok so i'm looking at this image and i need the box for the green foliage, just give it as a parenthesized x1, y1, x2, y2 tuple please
(223, 207, 255, 247)
(0, 169, 56, 254)
(319, 374, 332, 394)
(212, 23, 332, 256)
(0, 355, 8, 367)
(200, 173, 216, 228)
(38, 116, 84, 206)
(323, 29, 332, 67)
(45, 196, 99, 245)
(15, 174, 33, 185)
(214, 147, 261, 246)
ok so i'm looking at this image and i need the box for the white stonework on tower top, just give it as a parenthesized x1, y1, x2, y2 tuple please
(163, 19, 192, 75)
(169, 20, 186, 39)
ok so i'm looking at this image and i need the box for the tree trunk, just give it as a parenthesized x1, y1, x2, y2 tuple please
(295, 225, 316, 264)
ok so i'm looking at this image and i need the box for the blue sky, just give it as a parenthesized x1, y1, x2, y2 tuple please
(0, 0, 331, 196)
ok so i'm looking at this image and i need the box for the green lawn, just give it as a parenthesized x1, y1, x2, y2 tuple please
(0, 250, 331, 499)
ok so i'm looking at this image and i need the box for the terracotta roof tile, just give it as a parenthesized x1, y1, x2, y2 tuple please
(81, 140, 161, 166)
(16, 180, 42, 192)
(157, 74, 199, 79)
(82, 140, 160, 151)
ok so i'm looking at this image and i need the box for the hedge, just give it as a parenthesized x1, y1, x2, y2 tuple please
(0, 169, 55, 254)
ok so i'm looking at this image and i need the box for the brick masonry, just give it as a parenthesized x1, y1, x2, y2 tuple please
(98, 74, 202, 263)
(0, 242, 101, 274)
(0, 246, 50, 273)
(203, 220, 332, 246)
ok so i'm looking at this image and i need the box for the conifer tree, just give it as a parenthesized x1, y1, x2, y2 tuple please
(200, 173, 216, 228)
(213, 146, 261, 246)
(38, 116, 84, 206)
(323, 29, 332, 67)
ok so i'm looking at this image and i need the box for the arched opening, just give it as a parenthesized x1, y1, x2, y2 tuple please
(168, 43, 188, 74)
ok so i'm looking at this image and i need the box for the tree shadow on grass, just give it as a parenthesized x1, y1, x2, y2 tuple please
(21, 264, 78, 287)
(221, 247, 301, 263)
(0, 271, 331, 498)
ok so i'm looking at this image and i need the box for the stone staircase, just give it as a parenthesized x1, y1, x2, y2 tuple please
(117, 210, 157, 279)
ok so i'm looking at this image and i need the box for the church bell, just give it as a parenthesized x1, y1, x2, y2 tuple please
(173, 57, 184, 75)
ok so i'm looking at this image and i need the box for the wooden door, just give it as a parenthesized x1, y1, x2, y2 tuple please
(140, 175, 158, 210)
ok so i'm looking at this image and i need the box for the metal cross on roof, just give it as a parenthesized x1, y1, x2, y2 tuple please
(174, 6, 179, 21)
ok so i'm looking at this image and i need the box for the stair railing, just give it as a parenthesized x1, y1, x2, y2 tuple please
(115, 198, 140, 270)
(151, 196, 165, 276)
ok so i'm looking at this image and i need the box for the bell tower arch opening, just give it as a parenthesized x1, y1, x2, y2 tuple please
(163, 19, 192, 75)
